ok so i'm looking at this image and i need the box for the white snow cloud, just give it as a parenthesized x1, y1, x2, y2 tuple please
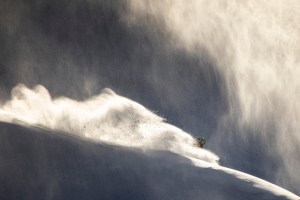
(124, 0, 300, 190)
(0, 84, 219, 164)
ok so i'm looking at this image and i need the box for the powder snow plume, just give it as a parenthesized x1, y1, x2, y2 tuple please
(0, 84, 219, 164)
(125, 0, 300, 191)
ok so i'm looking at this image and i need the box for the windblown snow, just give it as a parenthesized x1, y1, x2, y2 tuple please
(0, 84, 219, 164)
(0, 84, 299, 199)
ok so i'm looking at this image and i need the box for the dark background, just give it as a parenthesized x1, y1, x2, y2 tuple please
(0, 0, 227, 136)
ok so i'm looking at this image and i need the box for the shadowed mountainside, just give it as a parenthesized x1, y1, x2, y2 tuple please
(0, 122, 293, 200)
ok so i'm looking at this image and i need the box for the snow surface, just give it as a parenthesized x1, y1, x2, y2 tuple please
(0, 85, 299, 199)
(0, 122, 299, 200)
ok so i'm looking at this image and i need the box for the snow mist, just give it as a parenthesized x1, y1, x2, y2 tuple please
(126, 0, 300, 191)
(0, 84, 219, 164)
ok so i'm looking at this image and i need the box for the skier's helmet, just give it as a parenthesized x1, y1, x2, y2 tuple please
(199, 137, 206, 145)
(196, 137, 206, 147)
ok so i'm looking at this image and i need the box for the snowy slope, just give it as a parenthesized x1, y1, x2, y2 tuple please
(1, 0, 300, 195)
(0, 122, 298, 200)
(0, 85, 299, 200)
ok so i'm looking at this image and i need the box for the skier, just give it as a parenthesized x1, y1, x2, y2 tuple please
(196, 137, 206, 148)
